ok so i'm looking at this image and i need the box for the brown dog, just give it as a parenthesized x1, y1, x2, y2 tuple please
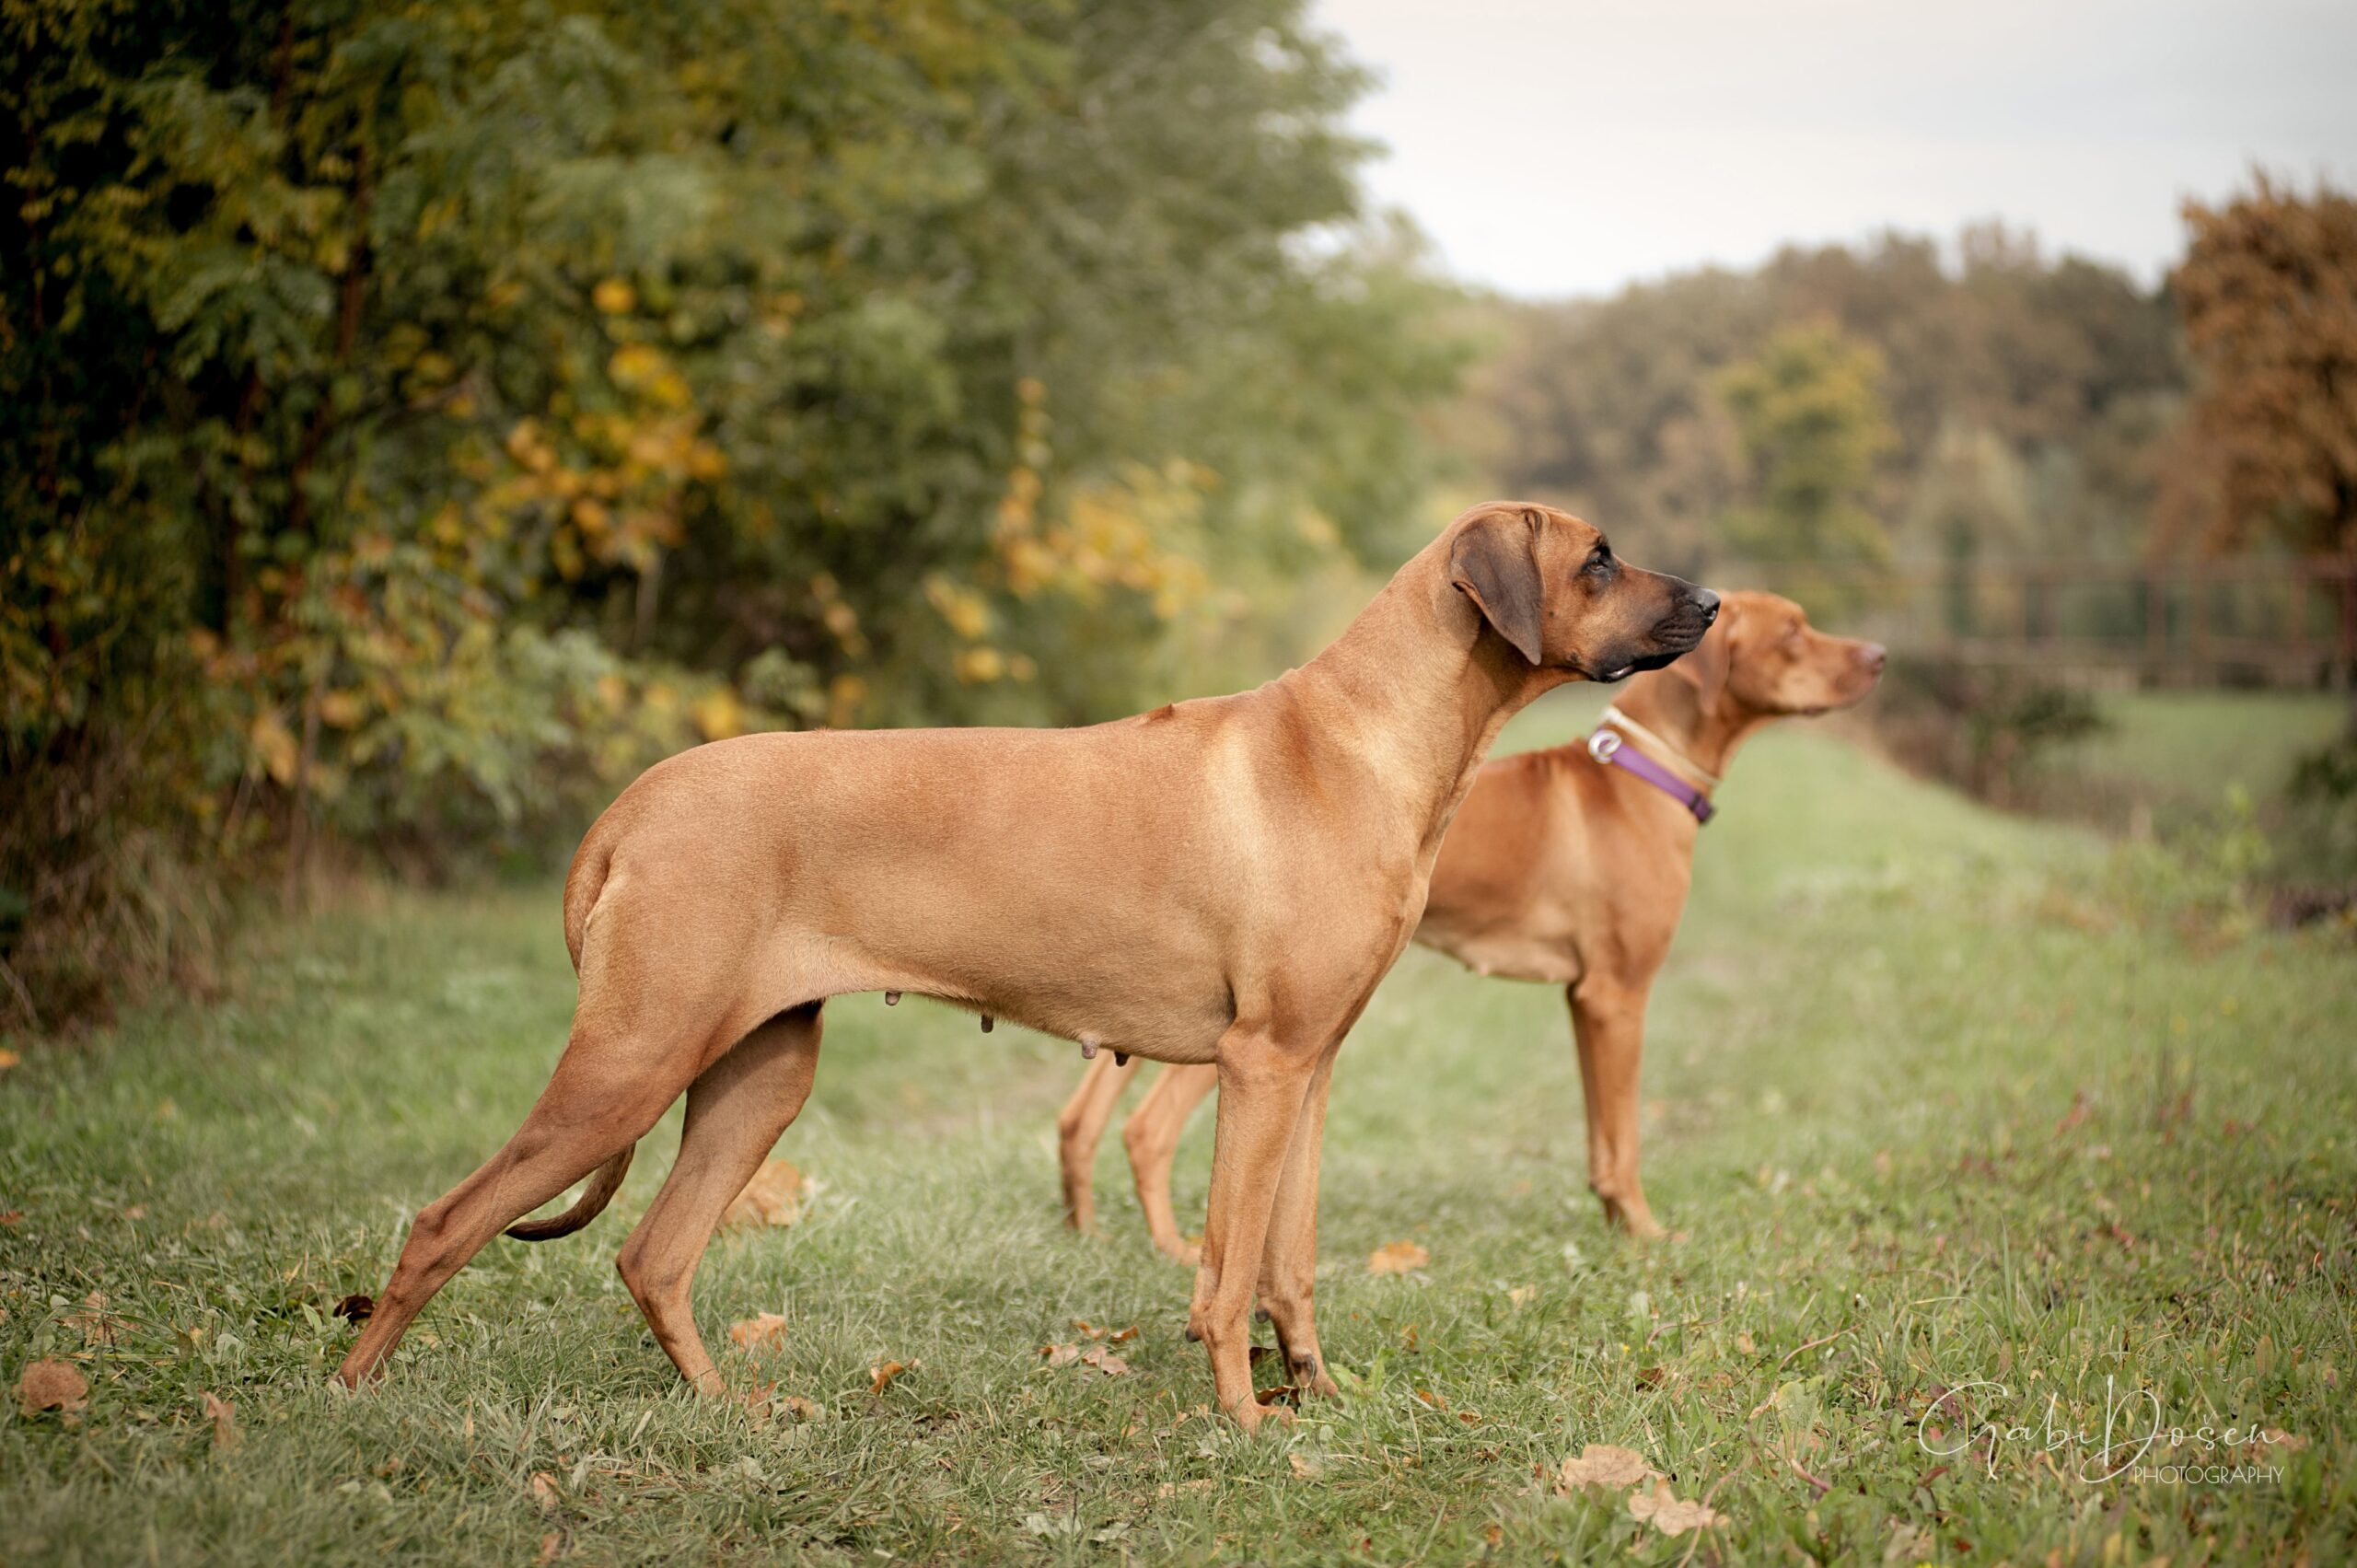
(1056, 591, 1882, 1255)
(331, 501, 1717, 1427)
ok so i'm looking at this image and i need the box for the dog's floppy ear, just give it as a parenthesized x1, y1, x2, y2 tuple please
(1449, 506, 1545, 665)
(1667, 597, 1735, 709)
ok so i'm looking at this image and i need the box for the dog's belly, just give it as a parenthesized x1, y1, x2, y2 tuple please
(1413, 919, 1579, 985)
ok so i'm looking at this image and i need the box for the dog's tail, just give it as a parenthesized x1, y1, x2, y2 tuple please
(510, 821, 635, 1243)
(505, 1144, 635, 1241)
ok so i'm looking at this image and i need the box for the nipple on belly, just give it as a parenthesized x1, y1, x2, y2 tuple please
(884, 992, 901, 1005)
(981, 1014, 994, 1033)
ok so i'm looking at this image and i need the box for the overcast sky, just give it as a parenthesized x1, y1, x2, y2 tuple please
(1313, 0, 2357, 299)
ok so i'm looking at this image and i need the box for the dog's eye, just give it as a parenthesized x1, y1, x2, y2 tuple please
(1583, 547, 1613, 576)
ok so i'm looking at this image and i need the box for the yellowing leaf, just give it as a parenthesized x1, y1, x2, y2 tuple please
(1555, 1444, 1660, 1494)
(17, 1358, 88, 1419)
(691, 688, 745, 742)
(1367, 1240, 1429, 1274)
(250, 710, 300, 785)
(1627, 1478, 1724, 1537)
(722, 1159, 805, 1229)
(1077, 1345, 1131, 1376)
(728, 1312, 789, 1354)
(202, 1390, 238, 1449)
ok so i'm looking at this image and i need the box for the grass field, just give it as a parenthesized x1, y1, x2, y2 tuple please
(3, 703, 2351, 1565)
(2026, 691, 2346, 835)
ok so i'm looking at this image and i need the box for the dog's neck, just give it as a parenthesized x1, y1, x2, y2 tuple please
(1610, 670, 1770, 791)
(1284, 536, 1570, 857)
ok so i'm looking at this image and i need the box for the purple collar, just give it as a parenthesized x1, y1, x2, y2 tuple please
(1585, 727, 1715, 824)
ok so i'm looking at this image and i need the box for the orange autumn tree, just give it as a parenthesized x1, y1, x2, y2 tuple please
(2175, 174, 2357, 721)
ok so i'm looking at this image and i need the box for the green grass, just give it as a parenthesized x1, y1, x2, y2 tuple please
(2029, 691, 2345, 832)
(4, 721, 2352, 1565)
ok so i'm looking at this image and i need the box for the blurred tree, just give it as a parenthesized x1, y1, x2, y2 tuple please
(2173, 173, 2357, 719)
(1469, 231, 2181, 583)
(1714, 322, 1896, 612)
(0, 0, 1465, 1028)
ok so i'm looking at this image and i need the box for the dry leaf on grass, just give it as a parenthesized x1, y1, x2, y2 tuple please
(202, 1391, 238, 1449)
(868, 1359, 915, 1395)
(1367, 1240, 1429, 1274)
(1155, 1478, 1213, 1499)
(1554, 1444, 1660, 1494)
(728, 1312, 789, 1353)
(1627, 1478, 1723, 1536)
(64, 1290, 122, 1344)
(1040, 1343, 1131, 1376)
(1507, 1285, 1535, 1307)
(529, 1471, 560, 1512)
(17, 1358, 88, 1421)
(1287, 1452, 1321, 1479)
(1070, 1319, 1138, 1342)
(0, 1047, 19, 1071)
(722, 1159, 807, 1229)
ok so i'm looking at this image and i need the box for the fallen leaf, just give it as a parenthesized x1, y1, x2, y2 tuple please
(780, 1394, 822, 1422)
(1507, 1286, 1535, 1307)
(1155, 1478, 1213, 1499)
(0, 1210, 20, 1225)
(64, 1290, 122, 1344)
(202, 1390, 238, 1449)
(0, 1047, 20, 1071)
(536, 1530, 565, 1564)
(1367, 1240, 1430, 1274)
(1078, 1345, 1130, 1376)
(17, 1358, 89, 1420)
(333, 1294, 374, 1324)
(1736, 1330, 1756, 1355)
(868, 1359, 915, 1395)
(1041, 1342, 1084, 1366)
(723, 1159, 806, 1229)
(1555, 1444, 1660, 1494)
(122, 1204, 146, 1221)
(1628, 1478, 1723, 1537)
(1288, 1452, 1321, 1479)
(529, 1471, 560, 1512)
(727, 1312, 789, 1354)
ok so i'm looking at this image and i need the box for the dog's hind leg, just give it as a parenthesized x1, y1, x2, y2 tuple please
(615, 1003, 824, 1394)
(334, 1013, 712, 1388)
(1056, 1051, 1141, 1234)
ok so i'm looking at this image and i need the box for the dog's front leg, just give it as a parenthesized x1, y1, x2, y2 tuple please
(1567, 977, 1664, 1239)
(1055, 1051, 1139, 1234)
(1255, 1052, 1341, 1397)
(1187, 1031, 1318, 1431)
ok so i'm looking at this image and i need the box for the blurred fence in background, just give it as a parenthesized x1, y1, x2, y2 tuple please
(1740, 558, 2356, 689)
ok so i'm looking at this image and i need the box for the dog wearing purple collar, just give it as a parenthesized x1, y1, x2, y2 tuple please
(1059, 591, 1884, 1249)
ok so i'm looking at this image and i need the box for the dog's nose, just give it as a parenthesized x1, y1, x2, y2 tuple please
(1692, 588, 1720, 624)
(1859, 641, 1887, 671)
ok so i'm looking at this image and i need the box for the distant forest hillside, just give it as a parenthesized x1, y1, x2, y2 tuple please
(1456, 226, 2191, 582)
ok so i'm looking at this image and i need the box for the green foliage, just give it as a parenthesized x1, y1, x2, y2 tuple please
(1873, 656, 2109, 807)
(1465, 228, 2182, 577)
(1714, 322, 1895, 610)
(0, 0, 1467, 1027)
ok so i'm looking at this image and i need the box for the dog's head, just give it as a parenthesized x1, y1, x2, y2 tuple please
(1666, 589, 1885, 717)
(1446, 502, 1718, 680)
